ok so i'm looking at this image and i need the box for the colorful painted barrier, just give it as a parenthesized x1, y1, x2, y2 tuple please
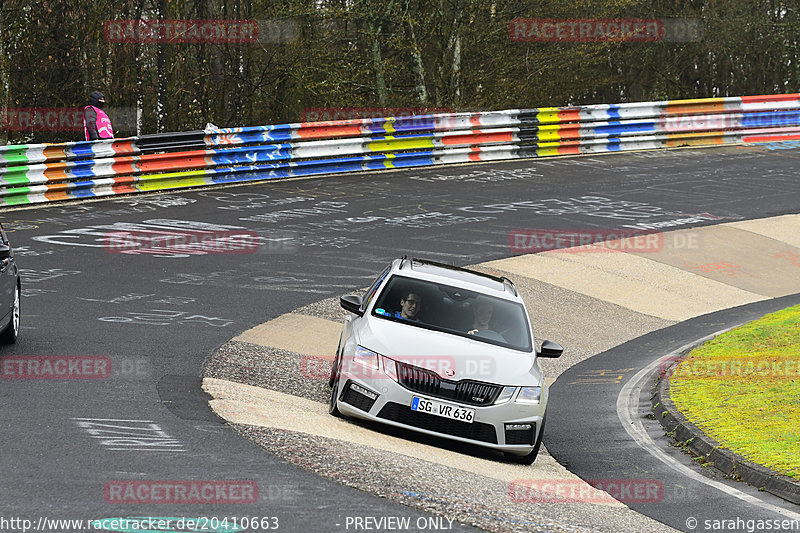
(2, 93, 800, 206)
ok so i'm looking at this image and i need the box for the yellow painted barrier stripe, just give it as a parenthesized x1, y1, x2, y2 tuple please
(137, 177, 211, 191)
(136, 169, 210, 191)
(368, 137, 435, 152)
(536, 147, 563, 157)
(536, 108, 563, 124)
(536, 125, 563, 141)
(382, 153, 396, 169)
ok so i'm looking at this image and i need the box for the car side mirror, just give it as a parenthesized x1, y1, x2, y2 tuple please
(0, 245, 10, 261)
(537, 340, 563, 358)
(340, 294, 364, 317)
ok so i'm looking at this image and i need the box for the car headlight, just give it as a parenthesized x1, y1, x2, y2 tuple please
(516, 386, 542, 404)
(494, 386, 516, 404)
(354, 345, 379, 370)
(381, 355, 398, 381)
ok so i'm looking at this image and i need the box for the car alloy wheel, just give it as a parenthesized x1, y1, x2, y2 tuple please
(1, 283, 19, 344)
(328, 350, 342, 417)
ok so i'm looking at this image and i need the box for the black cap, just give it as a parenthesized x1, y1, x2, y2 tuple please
(89, 91, 105, 108)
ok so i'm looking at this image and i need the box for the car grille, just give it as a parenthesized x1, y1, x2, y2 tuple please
(377, 402, 497, 443)
(395, 361, 502, 406)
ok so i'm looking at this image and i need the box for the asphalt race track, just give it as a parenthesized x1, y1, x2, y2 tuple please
(546, 295, 800, 532)
(1, 143, 799, 532)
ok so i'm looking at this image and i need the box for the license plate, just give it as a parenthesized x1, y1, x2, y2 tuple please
(410, 396, 475, 423)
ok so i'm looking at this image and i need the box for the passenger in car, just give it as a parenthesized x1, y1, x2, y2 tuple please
(394, 291, 423, 322)
(467, 299, 495, 335)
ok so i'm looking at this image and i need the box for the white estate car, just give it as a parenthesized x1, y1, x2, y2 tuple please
(329, 257, 563, 464)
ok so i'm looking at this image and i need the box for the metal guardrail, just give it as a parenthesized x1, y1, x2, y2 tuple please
(2, 93, 800, 207)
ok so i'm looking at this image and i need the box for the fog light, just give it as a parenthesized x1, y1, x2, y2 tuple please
(350, 382, 378, 400)
(505, 423, 532, 431)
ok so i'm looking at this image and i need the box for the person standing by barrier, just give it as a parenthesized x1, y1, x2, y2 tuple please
(83, 91, 114, 141)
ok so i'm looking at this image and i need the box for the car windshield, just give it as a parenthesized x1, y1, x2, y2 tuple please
(370, 274, 533, 352)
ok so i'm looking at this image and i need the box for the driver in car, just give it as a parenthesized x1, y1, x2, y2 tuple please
(394, 291, 423, 322)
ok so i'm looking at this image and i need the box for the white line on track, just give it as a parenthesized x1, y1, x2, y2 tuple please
(616, 329, 800, 520)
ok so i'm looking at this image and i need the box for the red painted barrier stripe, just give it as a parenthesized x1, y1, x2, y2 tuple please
(742, 133, 800, 142)
(740, 94, 800, 104)
(296, 125, 365, 139)
(112, 140, 138, 155)
(558, 109, 582, 122)
(552, 124, 582, 140)
(112, 161, 139, 175)
(558, 145, 581, 155)
(441, 131, 515, 146)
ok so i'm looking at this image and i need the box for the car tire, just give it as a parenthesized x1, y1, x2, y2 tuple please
(329, 338, 343, 388)
(328, 351, 342, 417)
(1, 283, 20, 344)
(506, 414, 546, 465)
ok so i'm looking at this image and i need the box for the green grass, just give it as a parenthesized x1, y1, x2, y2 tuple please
(670, 304, 800, 479)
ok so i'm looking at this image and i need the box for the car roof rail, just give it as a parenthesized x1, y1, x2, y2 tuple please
(501, 277, 518, 296)
(410, 257, 518, 295)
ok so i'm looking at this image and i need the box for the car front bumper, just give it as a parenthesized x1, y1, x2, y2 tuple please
(334, 375, 548, 456)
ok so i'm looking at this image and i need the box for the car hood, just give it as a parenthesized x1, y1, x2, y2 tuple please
(357, 317, 542, 386)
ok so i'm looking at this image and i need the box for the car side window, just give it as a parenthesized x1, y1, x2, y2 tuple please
(0, 224, 8, 245)
(361, 265, 391, 312)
